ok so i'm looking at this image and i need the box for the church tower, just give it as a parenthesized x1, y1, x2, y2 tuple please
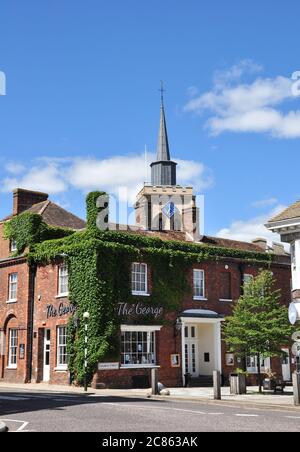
(135, 86, 199, 241)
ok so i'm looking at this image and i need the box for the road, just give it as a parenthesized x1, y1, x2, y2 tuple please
(0, 388, 300, 432)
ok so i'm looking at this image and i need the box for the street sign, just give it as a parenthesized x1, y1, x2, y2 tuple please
(289, 303, 298, 325)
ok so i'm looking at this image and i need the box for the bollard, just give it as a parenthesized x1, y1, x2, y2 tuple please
(213, 370, 221, 400)
(293, 372, 300, 406)
(151, 368, 159, 395)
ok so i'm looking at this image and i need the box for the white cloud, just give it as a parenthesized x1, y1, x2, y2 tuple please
(5, 162, 25, 175)
(1, 163, 67, 194)
(216, 204, 287, 246)
(184, 61, 300, 139)
(252, 198, 278, 208)
(0, 153, 213, 203)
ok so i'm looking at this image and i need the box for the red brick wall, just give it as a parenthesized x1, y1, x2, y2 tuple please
(0, 260, 30, 383)
(31, 263, 71, 385)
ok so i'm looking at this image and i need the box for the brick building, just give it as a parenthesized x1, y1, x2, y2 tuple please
(0, 98, 293, 389)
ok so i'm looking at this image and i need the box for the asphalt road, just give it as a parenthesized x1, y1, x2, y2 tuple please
(0, 388, 300, 433)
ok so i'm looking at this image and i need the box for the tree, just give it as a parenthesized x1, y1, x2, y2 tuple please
(223, 270, 294, 393)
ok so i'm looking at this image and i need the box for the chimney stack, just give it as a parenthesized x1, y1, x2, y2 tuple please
(252, 238, 268, 251)
(13, 188, 49, 216)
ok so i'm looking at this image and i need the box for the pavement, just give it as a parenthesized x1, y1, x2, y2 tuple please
(0, 382, 296, 410)
(0, 384, 300, 432)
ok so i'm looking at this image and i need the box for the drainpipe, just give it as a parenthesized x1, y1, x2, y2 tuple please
(27, 263, 37, 382)
(238, 263, 247, 372)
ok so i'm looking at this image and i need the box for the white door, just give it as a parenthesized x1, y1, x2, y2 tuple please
(43, 329, 51, 382)
(184, 325, 199, 377)
(281, 348, 291, 382)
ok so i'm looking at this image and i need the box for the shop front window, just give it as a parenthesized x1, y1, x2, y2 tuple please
(121, 330, 156, 367)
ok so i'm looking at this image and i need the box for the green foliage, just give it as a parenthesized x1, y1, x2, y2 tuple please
(86, 191, 109, 231)
(223, 271, 294, 391)
(3, 212, 73, 255)
(224, 271, 293, 358)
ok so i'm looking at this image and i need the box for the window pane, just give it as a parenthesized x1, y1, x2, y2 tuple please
(59, 266, 69, 295)
(132, 263, 147, 293)
(57, 326, 68, 366)
(193, 270, 204, 298)
(9, 329, 18, 366)
(121, 330, 156, 366)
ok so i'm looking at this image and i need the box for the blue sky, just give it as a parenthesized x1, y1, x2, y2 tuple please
(0, 1, 299, 242)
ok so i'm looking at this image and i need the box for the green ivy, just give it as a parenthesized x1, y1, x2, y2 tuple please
(3, 212, 73, 255)
(4, 191, 276, 386)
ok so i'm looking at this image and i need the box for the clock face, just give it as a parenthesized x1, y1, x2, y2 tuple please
(289, 303, 298, 325)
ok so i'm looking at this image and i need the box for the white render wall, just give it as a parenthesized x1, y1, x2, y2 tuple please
(292, 240, 300, 291)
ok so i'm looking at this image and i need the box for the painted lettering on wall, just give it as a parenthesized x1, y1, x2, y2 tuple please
(117, 302, 164, 319)
(47, 303, 77, 319)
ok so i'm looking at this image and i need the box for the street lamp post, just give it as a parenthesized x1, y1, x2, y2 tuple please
(83, 312, 90, 392)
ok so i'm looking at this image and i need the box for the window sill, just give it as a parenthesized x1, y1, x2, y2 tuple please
(121, 365, 160, 370)
(219, 299, 233, 302)
(193, 297, 208, 301)
(6, 366, 17, 370)
(6, 300, 17, 304)
(55, 294, 69, 299)
(54, 366, 68, 372)
(132, 292, 151, 297)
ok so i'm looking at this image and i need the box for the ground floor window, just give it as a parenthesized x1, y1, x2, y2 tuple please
(121, 330, 156, 367)
(57, 326, 68, 368)
(246, 356, 271, 373)
(8, 329, 18, 368)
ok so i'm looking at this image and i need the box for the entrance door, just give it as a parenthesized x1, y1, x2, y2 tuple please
(184, 325, 199, 377)
(281, 348, 291, 382)
(43, 329, 51, 382)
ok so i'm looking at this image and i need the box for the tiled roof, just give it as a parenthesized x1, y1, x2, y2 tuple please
(117, 227, 266, 253)
(268, 200, 300, 223)
(1, 200, 86, 230)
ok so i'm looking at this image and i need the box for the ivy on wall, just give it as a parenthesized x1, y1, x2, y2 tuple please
(3, 212, 73, 255)
(4, 191, 276, 385)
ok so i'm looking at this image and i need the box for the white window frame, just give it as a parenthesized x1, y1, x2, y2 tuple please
(8, 329, 18, 369)
(8, 273, 18, 303)
(131, 263, 149, 296)
(58, 265, 69, 297)
(56, 326, 68, 370)
(193, 269, 206, 300)
(246, 356, 271, 374)
(121, 325, 161, 369)
(10, 240, 17, 253)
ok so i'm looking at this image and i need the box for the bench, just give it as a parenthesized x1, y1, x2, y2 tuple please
(263, 378, 285, 394)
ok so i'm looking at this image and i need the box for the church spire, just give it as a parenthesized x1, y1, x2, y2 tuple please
(151, 83, 177, 186)
(157, 87, 171, 161)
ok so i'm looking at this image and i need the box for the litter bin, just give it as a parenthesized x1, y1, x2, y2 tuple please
(230, 373, 246, 395)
